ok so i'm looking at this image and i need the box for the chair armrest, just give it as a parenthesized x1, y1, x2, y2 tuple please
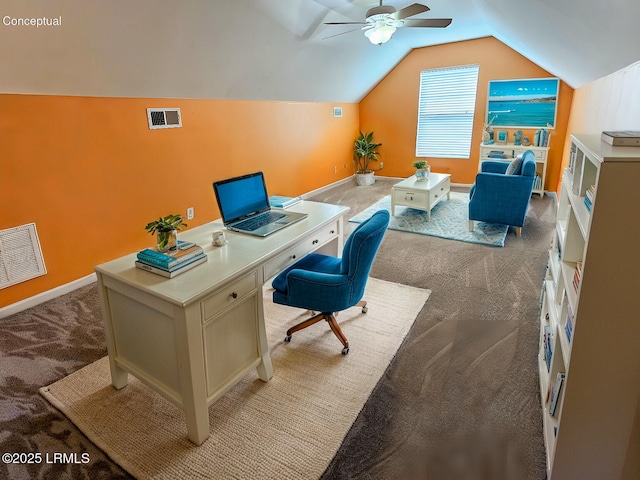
(481, 161, 509, 174)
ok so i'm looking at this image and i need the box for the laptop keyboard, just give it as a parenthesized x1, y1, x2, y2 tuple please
(234, 211, 286, 231)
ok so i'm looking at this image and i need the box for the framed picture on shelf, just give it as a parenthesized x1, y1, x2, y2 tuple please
(496, 130, 508, 144)
(487, 77, 559, 129)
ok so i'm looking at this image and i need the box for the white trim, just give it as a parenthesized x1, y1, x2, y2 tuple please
(300, 175, 354, 199)
(0, 273, 96, 319)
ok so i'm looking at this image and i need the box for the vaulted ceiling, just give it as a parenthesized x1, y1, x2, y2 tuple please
(1, 0, 639, 102)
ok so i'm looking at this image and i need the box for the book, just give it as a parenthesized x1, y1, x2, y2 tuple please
(601, 131, 640, 146)
(135, 253, 207, 278)
(137, 240, 203, 269)
(549, 372, 566, 416)
(543, 325, 553, 372)
(269, 195, 302, 209)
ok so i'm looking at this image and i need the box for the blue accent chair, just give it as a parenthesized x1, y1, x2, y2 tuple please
(468, 150, 536, 236)
(271, 210, 390, 354)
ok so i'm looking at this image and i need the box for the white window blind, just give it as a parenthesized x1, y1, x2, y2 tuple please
(416, 64, 479, 159)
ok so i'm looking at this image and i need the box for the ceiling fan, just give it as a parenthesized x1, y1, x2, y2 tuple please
(324, 1, 452, 45)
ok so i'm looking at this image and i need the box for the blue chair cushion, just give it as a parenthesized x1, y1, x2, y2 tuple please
(271, 253, 341, 294)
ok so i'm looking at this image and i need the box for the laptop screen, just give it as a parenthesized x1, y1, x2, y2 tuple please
(213, 172, 270, 224)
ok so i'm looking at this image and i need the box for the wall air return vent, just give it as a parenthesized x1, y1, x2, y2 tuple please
(0, 223, 47, 289)
(147, 108, 182, 129)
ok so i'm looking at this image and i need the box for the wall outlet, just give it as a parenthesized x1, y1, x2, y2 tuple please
(379, 162, 384, 169)
(187, 207, 194, 220)
(334, 165, 337, 173)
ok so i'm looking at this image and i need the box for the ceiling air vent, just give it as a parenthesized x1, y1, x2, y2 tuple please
(0, 223, 47, 289)
(147, 108, 182, 130)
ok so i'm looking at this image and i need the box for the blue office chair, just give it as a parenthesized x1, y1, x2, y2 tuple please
(468, 150, 536, 236)
(271, 210, 390, 354)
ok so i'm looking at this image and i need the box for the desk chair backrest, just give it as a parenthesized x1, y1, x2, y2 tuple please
(340, 210, 390, 305)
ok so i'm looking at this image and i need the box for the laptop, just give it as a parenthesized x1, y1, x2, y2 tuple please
(212, 171, 308, 237)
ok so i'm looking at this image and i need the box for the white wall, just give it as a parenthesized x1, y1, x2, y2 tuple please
(555, 59, 640, 186)
(567, 60, 640, 135)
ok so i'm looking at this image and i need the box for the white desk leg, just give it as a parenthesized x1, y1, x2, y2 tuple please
(391, 194, 396, 216)
(174, 306, 210, 445)
(97, 275, 129, 389)
(256, 289, 274, 382)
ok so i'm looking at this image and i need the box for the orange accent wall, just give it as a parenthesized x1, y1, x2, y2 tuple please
(0, 95, 358, 307)
(359, 37, 573, 187)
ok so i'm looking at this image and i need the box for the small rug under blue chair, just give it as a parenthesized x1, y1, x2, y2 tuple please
(349, 192, 509, 247)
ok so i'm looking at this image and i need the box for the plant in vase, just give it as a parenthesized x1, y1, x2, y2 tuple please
(413, 160, 430, 182)
(145, 214, 187, 252)
(354, 131, 381, 186)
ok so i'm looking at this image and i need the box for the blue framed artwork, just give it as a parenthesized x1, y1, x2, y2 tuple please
(487, 78, 559, 129)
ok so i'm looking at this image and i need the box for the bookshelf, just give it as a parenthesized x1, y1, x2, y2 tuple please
(539, 134, 640, 479)
(479, 143, 548, 197)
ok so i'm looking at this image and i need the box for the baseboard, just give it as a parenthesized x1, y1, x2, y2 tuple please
(301, 175, 355, 199)
(0, 273, 97, 319)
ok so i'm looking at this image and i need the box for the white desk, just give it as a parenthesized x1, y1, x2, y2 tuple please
(95, 201, 349, 445)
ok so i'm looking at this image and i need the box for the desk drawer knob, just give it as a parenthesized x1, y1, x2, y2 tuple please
(230, 292, 238, 299)
(312, 239, 319, 245)
(330, 230, 335, 234)
(291, 254, 296, 260)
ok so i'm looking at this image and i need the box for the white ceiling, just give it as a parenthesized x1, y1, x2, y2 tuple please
(1, 0, 639, 102)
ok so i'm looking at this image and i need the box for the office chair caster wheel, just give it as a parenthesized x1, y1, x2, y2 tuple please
(284, 335, 292, 343)
(342, 347, 349, 355)
(361, 306, 368, 314)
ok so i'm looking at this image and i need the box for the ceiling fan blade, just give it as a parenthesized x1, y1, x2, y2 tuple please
(402, 18, 452, 28)
(324, 21, 368, 25)
(322, 26, 366, 40)
(392, 3, 430, 20)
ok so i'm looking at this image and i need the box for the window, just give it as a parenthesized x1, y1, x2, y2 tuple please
(416, 64, 479, 159)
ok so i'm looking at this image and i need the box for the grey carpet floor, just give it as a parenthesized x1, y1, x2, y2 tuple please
(1, 177, 555, 479)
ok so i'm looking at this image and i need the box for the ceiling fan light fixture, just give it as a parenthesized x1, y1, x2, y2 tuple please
(365, 24, 396, 45)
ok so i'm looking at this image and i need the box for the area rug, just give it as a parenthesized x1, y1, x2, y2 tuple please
(349, 192, 509, 247)
(40, 278, 430, 480)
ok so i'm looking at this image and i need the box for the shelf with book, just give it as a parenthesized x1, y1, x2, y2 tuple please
(539, 134, 640, 479)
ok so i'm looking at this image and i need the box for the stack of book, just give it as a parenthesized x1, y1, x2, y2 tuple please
(584, 184, 596, 212)
(534, 129, 551, 147)
(269, 195, 302, 209)
(572, 260, 583, 294)
(549, 372, 566, 416)
(565, 302, 574, 343)
(135, 240, 207, 278)
(543, 324, 553, 372)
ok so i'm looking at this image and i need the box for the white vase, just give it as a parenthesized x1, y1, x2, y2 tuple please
(355, 171, 375, 186)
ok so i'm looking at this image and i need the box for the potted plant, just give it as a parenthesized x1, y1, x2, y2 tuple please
(354, 131, 381, 186)
(145, 214, 187, 252)
(413, 160, 430, 182)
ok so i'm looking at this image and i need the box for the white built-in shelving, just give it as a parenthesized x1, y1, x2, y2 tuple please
(539, 134, 640, 479)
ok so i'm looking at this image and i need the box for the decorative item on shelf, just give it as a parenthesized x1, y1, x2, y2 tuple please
(144, 214, 187, 252)
(482, 117, 495, 144)
(496, 130, 508, 144)
(522, 135, 531, 146)
(412, 160, 430, 182)
(354, 131, 381, 186)
(513, 130, 523, 145)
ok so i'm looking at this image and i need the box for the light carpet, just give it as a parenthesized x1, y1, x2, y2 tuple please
(349, 192, 509, 247)
(40, 278, 430, 480)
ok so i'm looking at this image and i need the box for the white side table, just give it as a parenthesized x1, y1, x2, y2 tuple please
(391, 173, 451, 221)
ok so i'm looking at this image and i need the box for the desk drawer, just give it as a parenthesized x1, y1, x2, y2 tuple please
(262, 221, 339, 280)
(429, 179, 450, 205)
(393, 189, 427, 208)
(202, 271, 257, 322)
